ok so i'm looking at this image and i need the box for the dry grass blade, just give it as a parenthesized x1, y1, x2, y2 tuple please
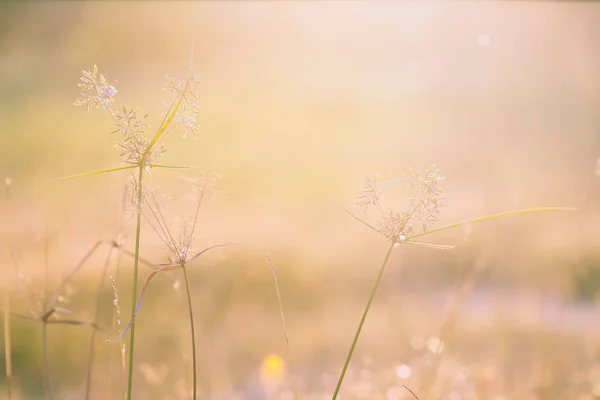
(267, 255, 299, 400)
(6, 311, 105, 332)
(403, 385, 421, 400)
(86, 246, 116, 400)
(186, 243, 237, 263)
(47, 241, 104, 311)
(108, 241, 238, 344)
(105, 264, 181, 344)
(342, 206, 380, 232)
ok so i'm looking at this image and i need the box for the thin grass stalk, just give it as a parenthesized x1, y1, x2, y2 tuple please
(43, 322, 53, 400)
(4, 178, 13, 400)
(183, 183, 206, 256)
(86, 247, 115, 400)
(43, 237, 54, 400)
(403, 384, 420, 400)
(3, 285, 12, 400)
(182, 265, 197, 400)
(109, 189, 128, 400)
(420, 245, 492, 398)
(47, 241, 103, 312)
(332, 241, 395, 399)
(44, 236, 49, 313)
(267, 255, 299, 400)
(127, 166, 144, 400)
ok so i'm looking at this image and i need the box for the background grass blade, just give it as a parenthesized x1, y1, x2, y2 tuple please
(267, 255, 299, 400)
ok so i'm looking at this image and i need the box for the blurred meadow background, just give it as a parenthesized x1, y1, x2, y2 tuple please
(1, 2, 600, 399)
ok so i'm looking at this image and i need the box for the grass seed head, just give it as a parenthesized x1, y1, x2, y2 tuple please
(74, 65, 118, 112)
(356, 164, 447, 242)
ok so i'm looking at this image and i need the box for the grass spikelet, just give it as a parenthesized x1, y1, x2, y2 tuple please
(109, 275, 127, 400)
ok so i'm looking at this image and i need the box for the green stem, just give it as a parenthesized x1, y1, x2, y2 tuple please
(127, 166, 144, 400)
(332, 242, 395, 400)
(43, 322, 53, 400)
(182, 266, 197, 400)
(4, 279, 12, 400)
(3, 180, 12, 400)
(43, 236, 54, 400)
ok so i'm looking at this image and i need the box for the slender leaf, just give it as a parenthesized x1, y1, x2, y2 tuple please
(106, 264, 181, 343)
(60, 165, 137, 180)
(142, 77, 191, 160)
(407, 207, 577, 240)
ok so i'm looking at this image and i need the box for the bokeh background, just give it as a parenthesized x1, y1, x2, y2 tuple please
(1, 2, 600, 399)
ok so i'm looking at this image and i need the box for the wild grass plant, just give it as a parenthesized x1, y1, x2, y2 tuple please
(0, 55, 581, 400)
(4, 238, 106, 399)
(331, 166, 576, 399)
(61, 46, 230, 399)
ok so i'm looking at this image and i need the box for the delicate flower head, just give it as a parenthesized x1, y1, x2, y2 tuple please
(111, 106, 165, 167)
(378, 210, 413, 242)
(74, 65, 118, 111)
(404, 165, 447, 232)
(165, 224, 197, 266)
(164, 72, 201, 138)
(356, 165, 447, 242)
(185, 167, 222, 201)
(356, 175, 384, 212)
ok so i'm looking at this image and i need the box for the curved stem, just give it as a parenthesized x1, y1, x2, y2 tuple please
(332, 242, 395, 399)
(182, 265, 197, 400)
(127, 166, 144, 400)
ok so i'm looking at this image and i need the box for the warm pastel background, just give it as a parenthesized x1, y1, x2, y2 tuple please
(1, 2, 600, 399)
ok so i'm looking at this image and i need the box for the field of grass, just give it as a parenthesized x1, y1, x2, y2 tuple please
(1, 2, 600, 400)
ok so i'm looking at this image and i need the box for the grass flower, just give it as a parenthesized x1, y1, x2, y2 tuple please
(106, 174, 233, 400)
(332, 165, 576, 399)
(66, 46, 205, 399)
(74, 65, 118, 112)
